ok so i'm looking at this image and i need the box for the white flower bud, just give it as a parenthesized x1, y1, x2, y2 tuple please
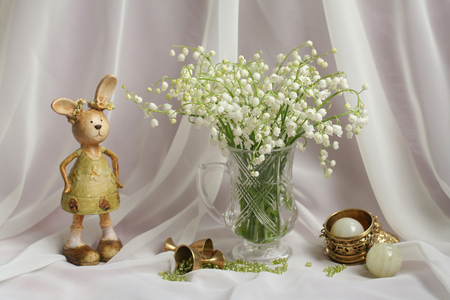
(276, 53, 285, 62)
(240, 69, 249, 78)
(257, 90, 265, 98)
(255, 133, 262, 142)
(275, 139, 285, 147)
(269, 125, 278, 135)
(325, 126, 334, 135)
(233, 127, 243, 136)
(251, 171, 260, 177)
(210, 127, 218, 137)
(333, 141, 339, 150)
(150, 118, 159, 128)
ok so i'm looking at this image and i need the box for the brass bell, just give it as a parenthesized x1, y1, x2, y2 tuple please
(189, 238, 214, 258)
(202, 249, 225, 269)
(163, 237, 225, 270)
(173, 245, 203, 271)
(163, 237, 178, 252)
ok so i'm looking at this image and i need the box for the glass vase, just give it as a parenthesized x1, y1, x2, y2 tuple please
(197, 144, 297, 262)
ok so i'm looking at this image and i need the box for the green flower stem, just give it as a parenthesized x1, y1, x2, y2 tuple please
(232, 148, 293, 244)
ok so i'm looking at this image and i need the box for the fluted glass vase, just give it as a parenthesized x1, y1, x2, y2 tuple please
(198, 144, 297, 262)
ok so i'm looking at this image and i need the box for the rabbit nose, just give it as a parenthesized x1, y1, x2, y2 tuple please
(95, 124, 102, 130)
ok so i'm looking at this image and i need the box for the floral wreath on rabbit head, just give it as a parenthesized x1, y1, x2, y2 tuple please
(66, 76, 117, 124)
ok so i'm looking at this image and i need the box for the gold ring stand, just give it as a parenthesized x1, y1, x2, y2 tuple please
(320, 209, 400, 265)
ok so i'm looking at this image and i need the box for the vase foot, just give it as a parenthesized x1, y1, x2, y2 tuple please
(231, 240, 292, 262)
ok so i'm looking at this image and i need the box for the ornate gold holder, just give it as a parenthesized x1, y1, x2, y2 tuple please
(320, 209, 399, 265)
(164, 237, 225, 270)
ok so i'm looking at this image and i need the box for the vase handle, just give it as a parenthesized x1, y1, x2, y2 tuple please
(197, 162, 227, 226)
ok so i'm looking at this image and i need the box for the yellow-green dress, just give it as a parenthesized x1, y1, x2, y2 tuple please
(62, 146, 120, 215)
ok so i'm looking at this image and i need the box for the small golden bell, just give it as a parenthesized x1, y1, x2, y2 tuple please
(174, 245, 203, 271)
(163, 237, 225, 270)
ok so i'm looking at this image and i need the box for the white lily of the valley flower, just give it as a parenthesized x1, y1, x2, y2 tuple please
(124, 41, 368, 178)
(150, 118, 159, 128)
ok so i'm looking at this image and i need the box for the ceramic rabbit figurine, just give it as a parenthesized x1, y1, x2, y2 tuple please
(51, 74, 123, 266)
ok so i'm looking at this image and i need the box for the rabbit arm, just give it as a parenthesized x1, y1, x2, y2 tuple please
(60, 152, 78, 193)
(103, 148, 123, 188)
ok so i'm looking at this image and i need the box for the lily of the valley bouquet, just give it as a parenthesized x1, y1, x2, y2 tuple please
(124, 41, 368, 249)
(123, 41, 368, 178)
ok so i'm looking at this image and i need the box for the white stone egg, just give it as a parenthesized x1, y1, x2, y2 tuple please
(366, 243, 402, 277)
(330, 217, 365, 237)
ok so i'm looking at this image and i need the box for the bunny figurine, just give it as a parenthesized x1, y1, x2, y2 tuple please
(51, 74, 123, 266)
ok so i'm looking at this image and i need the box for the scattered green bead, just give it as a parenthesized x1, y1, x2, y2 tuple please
(222, 258, 287, 274)
(305, 262, 312, 267)
(323, 264, 347, 277)
(158, 271, 188, 282)
(159, 257, 289, 281)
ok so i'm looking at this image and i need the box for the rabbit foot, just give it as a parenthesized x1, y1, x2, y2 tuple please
(97, 239, 123, 262)
(63, 244, 100, 266)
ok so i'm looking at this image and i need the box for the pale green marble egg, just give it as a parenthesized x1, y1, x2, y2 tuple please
(366, 243, 402, 277)
(330, 217, 365, 237)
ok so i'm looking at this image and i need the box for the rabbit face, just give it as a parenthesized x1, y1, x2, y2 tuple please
(52, 74, 117, 147)
(72, 109, 110, 146)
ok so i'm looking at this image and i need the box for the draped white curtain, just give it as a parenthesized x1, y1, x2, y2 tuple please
(0, 0, 448, 299)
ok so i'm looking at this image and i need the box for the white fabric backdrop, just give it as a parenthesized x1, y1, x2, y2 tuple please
(0, 0, 449, 299)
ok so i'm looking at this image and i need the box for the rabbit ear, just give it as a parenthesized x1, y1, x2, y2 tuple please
(52, 98, 85, 123)
(94, 74, 117, 103)
(51, 98, 77, 116)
